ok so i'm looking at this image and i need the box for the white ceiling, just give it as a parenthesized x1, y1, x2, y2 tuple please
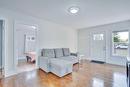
(0, 0, 130, 29)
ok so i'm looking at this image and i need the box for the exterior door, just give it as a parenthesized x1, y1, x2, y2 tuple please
(90, 31, 106, 62)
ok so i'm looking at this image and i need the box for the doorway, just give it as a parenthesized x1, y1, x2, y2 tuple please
(90, 31, 106, 62)
(15, 23, 37, 73)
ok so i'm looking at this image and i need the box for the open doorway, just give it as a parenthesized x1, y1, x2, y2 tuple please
(15, 23, 37, 73)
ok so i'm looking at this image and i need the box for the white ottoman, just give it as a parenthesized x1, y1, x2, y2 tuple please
(50, 58, 73, 77)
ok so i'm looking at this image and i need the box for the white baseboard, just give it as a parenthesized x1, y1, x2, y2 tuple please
(18, 56, 26, 60)
(5, 70, 17, 77)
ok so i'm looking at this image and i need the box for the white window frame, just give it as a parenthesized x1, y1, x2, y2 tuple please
(111, 30, 129, 58)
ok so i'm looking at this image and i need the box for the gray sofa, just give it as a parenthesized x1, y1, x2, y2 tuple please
(38, 48, 79, 77)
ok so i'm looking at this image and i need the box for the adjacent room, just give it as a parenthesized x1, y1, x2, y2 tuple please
(15, 23, 37, 73)
(0, 0, 130, 87)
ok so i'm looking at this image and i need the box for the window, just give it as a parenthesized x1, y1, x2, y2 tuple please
(112, 31, 129, 57)
(93, 34, 104, 40)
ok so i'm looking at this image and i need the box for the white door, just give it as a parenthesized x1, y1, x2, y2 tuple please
(90, 31, 106, 62)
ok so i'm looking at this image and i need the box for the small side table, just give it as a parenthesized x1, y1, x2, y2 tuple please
(77, 55, 85, 70)
(78, 55, 84, 63)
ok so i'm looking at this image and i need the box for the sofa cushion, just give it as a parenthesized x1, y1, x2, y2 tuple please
(59, 56, 79, 64)
(50, 58, 72, 68)
(41, 49, 55, 58)
(54, 48, 63, 58)
(62, 48, 70, 56)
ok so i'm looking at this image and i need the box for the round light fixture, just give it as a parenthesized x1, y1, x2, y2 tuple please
(69, 6, 79, 14)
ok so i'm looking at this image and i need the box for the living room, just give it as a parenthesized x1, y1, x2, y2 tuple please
(0, 0, 129, 87)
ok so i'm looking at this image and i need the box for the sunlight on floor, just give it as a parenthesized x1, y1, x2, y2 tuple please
(92, 78, 104, 87)
(113, 72, 127, 87)
(17, 59, 36, 73)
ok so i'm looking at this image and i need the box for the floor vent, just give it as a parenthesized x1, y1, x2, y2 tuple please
(91, 60, 105, 64)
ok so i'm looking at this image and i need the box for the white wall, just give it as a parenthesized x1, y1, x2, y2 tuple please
(37, 22, 77, 51)
(78, 20, 130, 66)
(0, 8, 77, 77)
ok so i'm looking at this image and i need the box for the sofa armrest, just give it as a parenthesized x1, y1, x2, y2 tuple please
(70, 53, 78, 57)
(39, 56, 50, 63)
(38, 56, 50, 72)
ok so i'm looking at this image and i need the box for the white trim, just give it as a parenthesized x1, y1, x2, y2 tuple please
(5, 70, 17, 78)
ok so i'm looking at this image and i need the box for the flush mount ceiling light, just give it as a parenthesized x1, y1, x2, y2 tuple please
(68, 6, 79, 14)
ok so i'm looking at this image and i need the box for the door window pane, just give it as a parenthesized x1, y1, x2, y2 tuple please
(93, 34, 104, 40)
(112, 31, 129, 57)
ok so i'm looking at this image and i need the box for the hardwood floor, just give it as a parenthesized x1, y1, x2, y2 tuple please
(17, 59, 36, 73)
(0, 60, 126, 87)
